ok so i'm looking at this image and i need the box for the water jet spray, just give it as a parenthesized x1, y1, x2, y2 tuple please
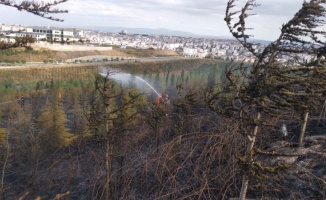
(99, 67, 161, 98)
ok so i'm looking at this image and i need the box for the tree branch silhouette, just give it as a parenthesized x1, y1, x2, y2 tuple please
(0, 0, 68, 21)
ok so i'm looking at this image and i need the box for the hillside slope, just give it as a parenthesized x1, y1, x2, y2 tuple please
(0, 47, 179, 62)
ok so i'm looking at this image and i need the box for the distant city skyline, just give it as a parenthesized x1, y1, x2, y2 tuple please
(0, 0, 304, 41)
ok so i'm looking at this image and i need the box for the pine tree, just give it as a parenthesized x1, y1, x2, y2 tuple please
(0, 128, 6, 145)
(170, 73, 176, 89)
(116, 88, 147, 131)
(89, 73, 145, 199)
(180, 69, 185, 83)
(38, 96, 74, 153)
(154, 72, 161, 93)
(172, 85, 198, 138)
(164, 64, 173, 90)
(0, 109, 5, 145)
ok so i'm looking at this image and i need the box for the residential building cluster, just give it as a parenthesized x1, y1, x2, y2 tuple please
(0, 24, 85, 44)
(0, 23, 273, 62)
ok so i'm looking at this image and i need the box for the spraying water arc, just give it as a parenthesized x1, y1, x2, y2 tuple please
(135, 76, 161, 97)
(99, 70, 161, 98)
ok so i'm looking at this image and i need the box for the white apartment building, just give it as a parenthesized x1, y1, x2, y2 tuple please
(183, 47, 198, 57)
(0, 24, 24, 32)
(163, 43, 182, 50)
(15, 32, 47, 43)
(197, 49, 209, 58)
(26, 26, 84, 43)
(0, 24, 12, 31)
(73, 29, 84, 37)
(217, 49, 226, 56)
(1, 32, 47, 44)
(0, 37, 15, 43)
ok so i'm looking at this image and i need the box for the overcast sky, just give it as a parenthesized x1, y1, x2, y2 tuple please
(0, 0, 305, 41)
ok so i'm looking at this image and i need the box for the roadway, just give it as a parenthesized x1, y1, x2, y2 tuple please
(0, 56, 195, 70)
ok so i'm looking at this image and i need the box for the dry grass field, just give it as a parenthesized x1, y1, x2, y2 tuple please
(0, 46, 179, 63)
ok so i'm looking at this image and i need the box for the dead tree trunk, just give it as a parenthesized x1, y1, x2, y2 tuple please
(299, 111, 309, 146)
(1, 130, 9, 200)
(239, 111, 261, 200)
(105, 108, 112, 200)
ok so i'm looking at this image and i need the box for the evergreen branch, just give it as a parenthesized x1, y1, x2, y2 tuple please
(0, 0, 69, 21)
